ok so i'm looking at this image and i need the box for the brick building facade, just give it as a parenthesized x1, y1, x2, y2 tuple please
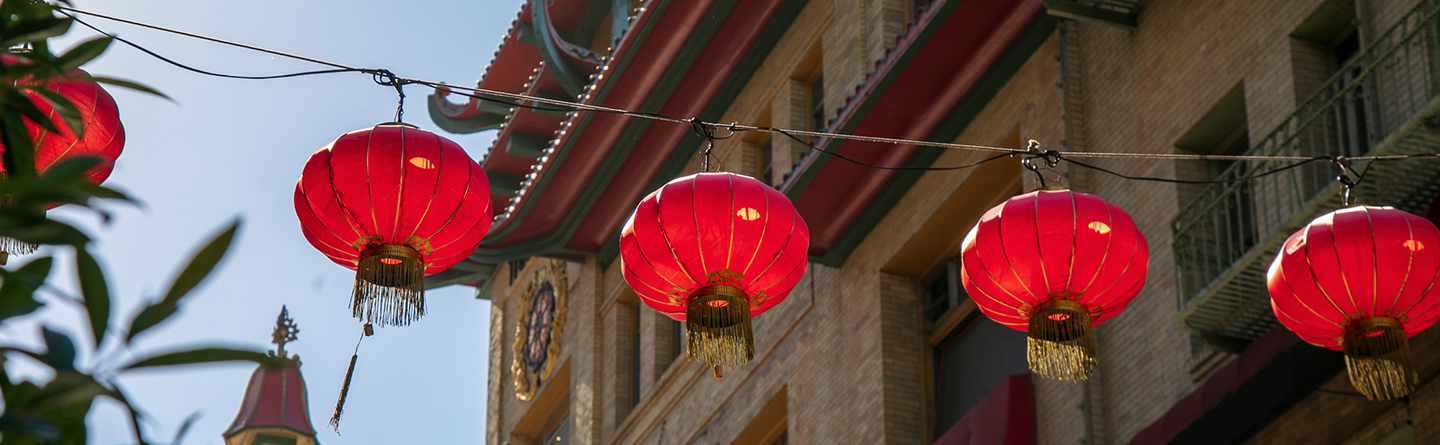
(428, 0, 1440, 443)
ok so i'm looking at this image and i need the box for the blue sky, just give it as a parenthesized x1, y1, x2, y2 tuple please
(2, 1, 521, 443)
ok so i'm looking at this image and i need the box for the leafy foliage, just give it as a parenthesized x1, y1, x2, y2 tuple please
(0, 1, 270, 443)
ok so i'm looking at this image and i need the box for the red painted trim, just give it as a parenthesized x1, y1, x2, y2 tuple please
(487, 0, 709, 244)
(1128, 330, 1302, 444)
(782, 0, 1044, 255)
(569, 0, 786, 251)
(933, 375, 1036, 445)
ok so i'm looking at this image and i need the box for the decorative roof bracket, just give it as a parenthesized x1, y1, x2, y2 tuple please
(529, 0, 601, 97)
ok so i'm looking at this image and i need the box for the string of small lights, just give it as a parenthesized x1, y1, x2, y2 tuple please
(50, 4, 1440, 185)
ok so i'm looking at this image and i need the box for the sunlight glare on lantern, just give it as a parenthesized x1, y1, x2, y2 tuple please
(380, 258, 403, 266)
(1087, 221, 1111, 234)
(409, 156, 436, 169)
(1404, 239, 1424, 252)
(736, 207, 761, 221)
(706, 299, 731, 309)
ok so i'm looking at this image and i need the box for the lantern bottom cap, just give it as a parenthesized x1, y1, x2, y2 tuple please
(1027, 300, 1097, 382)
(1344, 317, 1417, 400)
(353, 244, 426, 327)
(685, 286, 755, 370)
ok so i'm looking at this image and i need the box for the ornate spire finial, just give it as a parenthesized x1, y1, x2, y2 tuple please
(271, 305, 300, 359)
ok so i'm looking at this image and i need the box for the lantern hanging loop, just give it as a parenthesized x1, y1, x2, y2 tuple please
(687, 119, 738, 172)
(369, 69, 411, 123)
(1021, 139, 1062, 189)
(1332, 156, 1362, 206)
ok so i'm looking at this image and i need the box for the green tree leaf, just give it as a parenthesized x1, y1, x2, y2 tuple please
(121, 346, 272, 371)
(31, 88, 84, 138)
(0, 107, 39, 178)
(40, 327, 76, 372)
(83, 75, 171, 102)
(126, 220, 241, 343)
(162, 220, 240, 305)
(3, 89, 59, 134)
(0, 16, 72, 48)
(75, 249, 110, 348)
(123, 302, 176, 345)
(55, 36, 111, 71)
(172, 411, 202, 445)
(0, 257, 52, 322)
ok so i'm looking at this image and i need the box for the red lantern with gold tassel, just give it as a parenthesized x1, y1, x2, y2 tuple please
(961, 189, 1149, 381)
(293, 123, 492, 327)
(0, 55, 125, 263)
(619, 172, 810, 371)
(1268, 206, 1440, 400)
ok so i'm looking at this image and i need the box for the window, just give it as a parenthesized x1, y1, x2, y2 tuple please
(924, 259, 965, 328)
(931, 315, 1027, 437)
(761, 138, 775, 186)
(1174, 85, 1257, 298)
(808, 73, 825, 132)
(630, 304, 642, 410)
(1293, 0, 1371, 156)
(254, 434, 298, 445)
(671, 316, 685, 363)
(927, 257, 1026, 438)
(508, 258, 527, 285)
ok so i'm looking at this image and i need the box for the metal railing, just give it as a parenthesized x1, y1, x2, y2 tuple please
(1173, 0, 1440, 339)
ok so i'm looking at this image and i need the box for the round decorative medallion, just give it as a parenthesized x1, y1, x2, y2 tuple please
(512, 260, 567, 401)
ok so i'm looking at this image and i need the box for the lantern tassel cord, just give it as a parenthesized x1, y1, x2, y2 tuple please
(52, 4, 1440, 175)
(330, 323, 373, 434)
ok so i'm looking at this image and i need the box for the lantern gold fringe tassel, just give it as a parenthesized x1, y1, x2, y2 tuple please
(685, 286, 754, 370)
(353, 245, 425, 327)
(1027, 300, 1097, 381)
(0, 236, 37, 265)
(1343, 317, 1417, 401)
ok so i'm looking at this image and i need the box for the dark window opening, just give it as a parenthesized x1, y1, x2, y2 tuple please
(932, 317, 1027, 437)
(1175, 85, 1258, 301)
(761, 138, 775, 186)
(924, 258, 967, 328)
(808, 74, 825, 132)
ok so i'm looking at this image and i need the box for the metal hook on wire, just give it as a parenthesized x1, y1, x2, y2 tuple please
(1333, 156, 1361, 206)
(1022, 139, 1062, 189)
(689, 118, 718, 172)
(369, 69, 409, 123)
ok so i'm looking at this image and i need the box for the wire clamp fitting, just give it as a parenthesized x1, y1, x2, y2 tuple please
(1334, 156, 1361, 206)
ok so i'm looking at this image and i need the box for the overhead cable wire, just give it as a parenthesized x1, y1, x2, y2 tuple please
(48, 4, 1440, 173)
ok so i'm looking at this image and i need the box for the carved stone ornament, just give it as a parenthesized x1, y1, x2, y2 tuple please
(511, 260, 568, 401)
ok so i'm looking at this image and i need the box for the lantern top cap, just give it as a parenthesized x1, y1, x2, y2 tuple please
(375, 121, 419, 129)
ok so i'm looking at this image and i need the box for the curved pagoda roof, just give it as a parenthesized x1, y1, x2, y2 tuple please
(223, 360, 318, 439)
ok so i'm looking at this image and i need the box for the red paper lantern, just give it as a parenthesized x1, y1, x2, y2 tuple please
(1268, 206, 1440, 400)
(619, 172, 810, 369)
(294, 123, 491, 327)
(961, 189, 1149, 381)
(0, 55, 125, 261)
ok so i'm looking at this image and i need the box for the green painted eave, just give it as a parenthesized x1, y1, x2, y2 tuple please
(427, 95, 510, 135)
(463, 0, 677, 260)
(484, 0, 806, 267)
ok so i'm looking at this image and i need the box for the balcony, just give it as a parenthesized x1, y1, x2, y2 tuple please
(1174, 0, 1440, 342)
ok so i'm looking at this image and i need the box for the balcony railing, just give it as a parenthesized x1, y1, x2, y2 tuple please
(1174, 0, 1440, 341)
